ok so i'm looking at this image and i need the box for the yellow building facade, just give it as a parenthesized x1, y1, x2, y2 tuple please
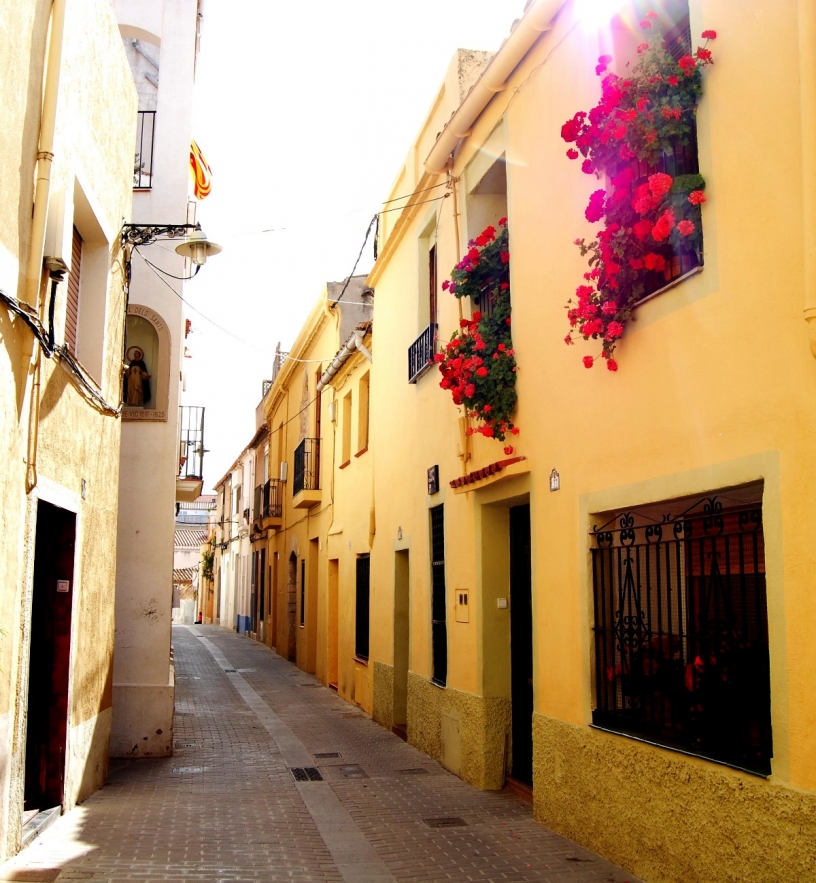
(0, 0, 136, 859)
(364, 1, 816, 881)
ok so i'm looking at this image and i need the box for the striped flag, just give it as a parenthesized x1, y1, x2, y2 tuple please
(190, 139, 212, 199)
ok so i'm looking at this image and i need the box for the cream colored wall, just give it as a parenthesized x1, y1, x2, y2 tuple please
(0, 0, 136, 860)
(111, 0, 199, 759)
(366, 0, 816, 878)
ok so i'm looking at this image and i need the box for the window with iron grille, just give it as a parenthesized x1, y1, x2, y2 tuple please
(591, 493, 772, 775)
(355, 555, 370, 661)
(430, 505, 447, 686)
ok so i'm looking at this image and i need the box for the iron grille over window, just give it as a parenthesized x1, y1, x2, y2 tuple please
(355, 556, 370, 661)
(134, 111, 156, 189)
(408, 323, 437, 383)
(178, 406, 205, 479)
(430, 504, 447, 686)
(293, 438, 319, 494)
(591, 495, 772, 775)
(475, 267, 509, 321)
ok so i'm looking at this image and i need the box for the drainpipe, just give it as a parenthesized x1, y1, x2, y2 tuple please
(424, 0, 564, 175)
(24, 0, 67, 492)
(316, 328, 372, 393)
(25, 0, 66, 309)
(800, 0, 816, 357)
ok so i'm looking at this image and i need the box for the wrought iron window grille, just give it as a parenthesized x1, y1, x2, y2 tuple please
(408, 323, 437, 383)
(134, 110, 156, 189)
(590, 494, 772, 775)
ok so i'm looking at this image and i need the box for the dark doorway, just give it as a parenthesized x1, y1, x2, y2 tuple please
(509, 503, 533, 786)
(24, 501, 76, 811)
(392, 550, 410, 740)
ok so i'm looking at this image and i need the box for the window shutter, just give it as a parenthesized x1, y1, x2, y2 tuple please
(65, 226, 82, 352)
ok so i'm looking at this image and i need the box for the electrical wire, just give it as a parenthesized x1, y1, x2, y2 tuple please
(381, 180, 449, 204)
(330, 215, 377, 309)
(0, 287, 121, 416)
(136, 249, 202, 281)
(378, 193, 449, 215)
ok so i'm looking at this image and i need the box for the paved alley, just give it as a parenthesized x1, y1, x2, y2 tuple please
(1, 626, 642, 883)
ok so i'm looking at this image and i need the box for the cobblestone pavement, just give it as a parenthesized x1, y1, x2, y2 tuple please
(0, 625, 644, 883)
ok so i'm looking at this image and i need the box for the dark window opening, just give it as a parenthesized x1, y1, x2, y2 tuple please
(355, 555, 370, 661)
(300, 559, 305, 628)
(430, 504, 447, 686)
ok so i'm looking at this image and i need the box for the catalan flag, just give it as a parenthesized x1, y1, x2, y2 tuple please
(190, 139, 212, 199)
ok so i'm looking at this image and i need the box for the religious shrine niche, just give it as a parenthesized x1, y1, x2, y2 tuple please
(122, 304, 170, 421)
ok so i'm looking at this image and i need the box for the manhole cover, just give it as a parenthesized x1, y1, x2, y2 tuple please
(398, 767, 429, 775)
(313, 752, 341, 758)
(335, 764, 368, 779)
(290, 767, 323, 782)
(423, 817, 468, 828)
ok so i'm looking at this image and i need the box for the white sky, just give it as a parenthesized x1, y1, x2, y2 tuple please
(182, 0, 526, 490)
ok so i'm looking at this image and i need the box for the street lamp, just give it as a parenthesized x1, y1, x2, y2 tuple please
(120, 223, 222, 281)
(174, 230, 222, 266)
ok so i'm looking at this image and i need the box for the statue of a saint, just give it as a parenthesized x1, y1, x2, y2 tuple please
(124, 347, 151, 407)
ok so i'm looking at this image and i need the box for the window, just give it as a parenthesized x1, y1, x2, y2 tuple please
(341, 392, 352, 466)
(234, 485, 241, 514)
(430, 504, 447, 686)
(591, 491, 772, 775)
(408, 218, 439, 384)
(613, 0, 701, 301)
(65, 226, 82, 354)
(356, 372, 370, 455)
(355, 555, 370, 660)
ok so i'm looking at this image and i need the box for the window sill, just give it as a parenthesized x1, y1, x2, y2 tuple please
(339, 460, 351, 470)
(588, 723, 770, 779)
(635, 264, 703, 308)
(354, 447, 368, 458)
(430, 678, 446, 690)
(352, 655, 369, 666)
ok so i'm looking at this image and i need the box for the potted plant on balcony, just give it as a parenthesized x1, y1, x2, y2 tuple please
(435, 220, 519, 441)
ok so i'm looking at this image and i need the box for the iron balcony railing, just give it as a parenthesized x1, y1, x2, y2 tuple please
(256, 479, 283, 519)
(408, 323, 436, 383)
(293, 438, 320, 495)
(134, 110, 156, 189)
(178, 406, 205, 479)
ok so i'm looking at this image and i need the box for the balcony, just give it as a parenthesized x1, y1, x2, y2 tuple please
(293, 437, 320, 509)
(134, 110, 156, 189)
(408, 323, 436, 383)
(177, 405, 205, 502)
(253, 479, 284, 530)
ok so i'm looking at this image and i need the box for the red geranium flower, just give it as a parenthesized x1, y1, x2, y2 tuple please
(701, 29, 716, 39)
(583, 355, 594, 369)
(606, 359, 618, 372)
(677, 220, 695, 236)
(688, 190, 706, 205)
(566, 148, 579, 160)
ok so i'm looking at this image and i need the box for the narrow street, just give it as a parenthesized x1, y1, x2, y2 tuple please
(1, 627, 641, 883)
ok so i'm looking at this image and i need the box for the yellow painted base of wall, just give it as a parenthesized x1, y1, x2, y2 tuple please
(532, 713, 816, 883)
(372, 661, 394, 730)
(407, 671, 510, 789)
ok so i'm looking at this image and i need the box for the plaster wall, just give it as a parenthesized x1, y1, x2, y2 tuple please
(0, 0, 135, 859)
(111, 0, 199, 758)
(365, 0, 816, 879)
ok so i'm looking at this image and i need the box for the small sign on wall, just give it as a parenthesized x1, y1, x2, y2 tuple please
(427, 465, 440, 495)
(56, 580, 70, 593)
(455, 589, 469, 623)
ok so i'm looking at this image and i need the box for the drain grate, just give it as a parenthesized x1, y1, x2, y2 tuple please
(290, 767, 324, 782)
(398, 767, 430, 775)
(298, 682, 320, 687)
(423, 817, 468, 828)
(174, 742, 202, 750)
(222, 668, 236, 673)
(313, 752, 341, 759)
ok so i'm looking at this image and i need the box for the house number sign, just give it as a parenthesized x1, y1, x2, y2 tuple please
(427, 465, 439, 495)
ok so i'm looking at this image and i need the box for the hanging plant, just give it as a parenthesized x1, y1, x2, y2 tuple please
(562, 14, 716, 369)
(435, 220, 518, 441)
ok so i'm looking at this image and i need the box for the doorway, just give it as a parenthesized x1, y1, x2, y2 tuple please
(328, 559, 339, 689)
(509, 503, 533, 787)
(393, 550, 410, 740)
(24, 501, 76, 812)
